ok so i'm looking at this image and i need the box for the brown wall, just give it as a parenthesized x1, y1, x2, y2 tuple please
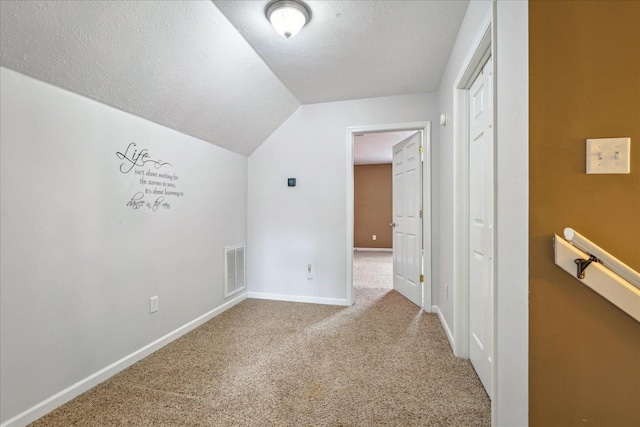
(354, 164, 392, 248)
(529, 2, 640, 426)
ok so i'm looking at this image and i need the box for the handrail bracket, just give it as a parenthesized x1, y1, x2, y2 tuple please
(574, 255, 601, 280)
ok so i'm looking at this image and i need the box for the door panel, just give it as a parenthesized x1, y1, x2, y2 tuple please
(469, 57, 494, 398)
(392, 132, 422, 307)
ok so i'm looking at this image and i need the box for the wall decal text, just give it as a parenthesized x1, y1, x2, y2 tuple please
(116, 142, 172, 174)
(116, 142, 184, 212)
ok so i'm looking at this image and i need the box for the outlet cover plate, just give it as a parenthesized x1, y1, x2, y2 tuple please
(150, 296, 159, 313)
(586, 137, 631, 174)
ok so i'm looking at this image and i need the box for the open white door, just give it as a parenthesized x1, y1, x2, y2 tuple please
(468, 57, 494, 398)
(392, 132, 422, 307)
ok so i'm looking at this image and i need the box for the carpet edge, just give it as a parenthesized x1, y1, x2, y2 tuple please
(1, 293, 248, 427)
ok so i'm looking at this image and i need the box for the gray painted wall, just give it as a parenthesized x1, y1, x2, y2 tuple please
(0, 68, 248, 424)
(247, 94, 438, 304)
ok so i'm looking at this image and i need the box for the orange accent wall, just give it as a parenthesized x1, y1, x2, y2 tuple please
(354, 164, 392, 248)
(529, 1, 640, 426)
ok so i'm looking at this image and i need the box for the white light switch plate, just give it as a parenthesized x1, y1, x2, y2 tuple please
(586, 137, 631, 174)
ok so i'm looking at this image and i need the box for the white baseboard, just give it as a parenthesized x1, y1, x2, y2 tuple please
(247, 291, 350, 306)
(434, 305, 455, 351)
(1, 293, 247, 427)
(354, 247, 392, 252)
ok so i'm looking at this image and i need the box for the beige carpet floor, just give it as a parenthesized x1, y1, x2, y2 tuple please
(31, 254, 490, 426)
(353, 250, 393, 290)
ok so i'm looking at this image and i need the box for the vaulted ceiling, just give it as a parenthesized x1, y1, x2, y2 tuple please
(0, 0, 468, 156)
(214, 0, 469, 104)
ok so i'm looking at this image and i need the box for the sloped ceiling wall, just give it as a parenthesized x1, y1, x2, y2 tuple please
(0, 0, 299, 156)
(214, 0, 469, 104)
(1, 1, 471, 156)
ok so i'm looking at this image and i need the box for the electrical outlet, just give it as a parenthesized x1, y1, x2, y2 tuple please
(307, 264, 313, 280)
(372, 234, 376, 240)
(150, 296, 159, 313)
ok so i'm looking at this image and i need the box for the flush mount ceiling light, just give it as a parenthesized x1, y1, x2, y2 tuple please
(266, 0, 311, 39)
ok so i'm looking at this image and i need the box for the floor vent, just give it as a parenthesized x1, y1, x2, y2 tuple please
(224, 245, 245, 298)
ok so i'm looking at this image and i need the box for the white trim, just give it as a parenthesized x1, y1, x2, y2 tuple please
(452, 7, 501, 423)
(422, 123, 433, 312)
(347, 122, 432, 312)
(452, 81, 469, 358)
(0, 293, 247, 427)
(494, 2, 529, 424)
(354, 247, 393, 252)
(347, 128, 355, 306)
(452, 9, 493, 361)
(247, 292, 350, 306)
(490, 8, 499, 423)
(434, 305, 455, 349)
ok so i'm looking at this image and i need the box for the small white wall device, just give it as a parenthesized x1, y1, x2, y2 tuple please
(586, 137, 631, 174)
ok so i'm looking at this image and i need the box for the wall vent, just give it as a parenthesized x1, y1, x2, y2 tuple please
(224, 245, 245, 298)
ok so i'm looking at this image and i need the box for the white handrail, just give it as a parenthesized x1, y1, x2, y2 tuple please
(564, 228, 640, 290)
(554, 232, 640, 322)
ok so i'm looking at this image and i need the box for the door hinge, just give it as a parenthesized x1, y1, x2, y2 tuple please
(420, 274, 424, 283)
(419, 209, 423, 218)
(419, 146, 424, 154)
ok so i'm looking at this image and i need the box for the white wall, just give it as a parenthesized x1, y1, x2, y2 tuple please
(248, 94, 437, 304)
(434, 0, 529, 424)
(0, 68, 247, 425)
(434, 0, 492, 341)
(494, 1, 528, 425)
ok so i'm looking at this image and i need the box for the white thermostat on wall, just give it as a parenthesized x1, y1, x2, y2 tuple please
(586, 137, 631, 174)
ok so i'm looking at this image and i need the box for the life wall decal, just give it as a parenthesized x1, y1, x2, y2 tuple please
(116, 142, 172, 173)
(115, 142, 185, 212)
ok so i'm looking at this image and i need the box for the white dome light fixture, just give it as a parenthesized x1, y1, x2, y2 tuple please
(266, 0, 311, 39)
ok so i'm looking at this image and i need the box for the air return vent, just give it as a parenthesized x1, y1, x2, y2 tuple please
(224, 245, 245, 298)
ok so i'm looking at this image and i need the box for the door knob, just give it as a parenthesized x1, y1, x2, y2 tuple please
(390, 222, 396, 228)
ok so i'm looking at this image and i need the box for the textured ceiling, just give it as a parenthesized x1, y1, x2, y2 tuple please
(214, 0, 469, 104)
(0, 0, 299, 156)
(354, 131, 418, 165)
(1, 0, 469, 156)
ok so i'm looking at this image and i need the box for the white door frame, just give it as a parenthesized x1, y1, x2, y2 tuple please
(452, 13, 492, 357)
(451, 5, 529, 425)
(453, 7, 498, 415)
(346, 122, 432, 310)
(452, 9, 496, 412)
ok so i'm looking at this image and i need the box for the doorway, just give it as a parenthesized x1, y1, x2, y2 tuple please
(346, 122, 432, 310)
(452, 21, 495, 401)
(352, 132, 413, 295)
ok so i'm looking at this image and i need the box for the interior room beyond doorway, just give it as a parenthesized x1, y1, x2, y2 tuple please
(352, 130, 419, 294)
